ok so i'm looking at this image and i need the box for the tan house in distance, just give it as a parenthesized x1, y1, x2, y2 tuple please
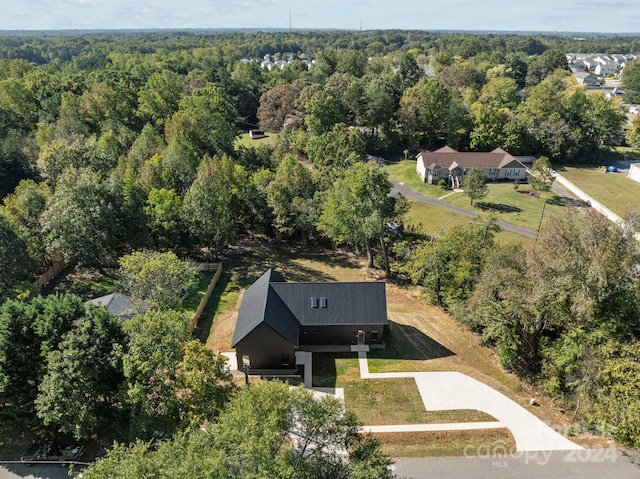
(416, 146, 529, 188)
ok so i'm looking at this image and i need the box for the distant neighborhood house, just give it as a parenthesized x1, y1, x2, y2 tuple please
(231, 269, 388, 371)
(86, 293, 147, 319)
(416, 146, 529, 188)
(572, 70, 599, 86)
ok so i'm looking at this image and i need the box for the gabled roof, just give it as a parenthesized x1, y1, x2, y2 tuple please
(86, 293, 147, 318)
(231, 269, 299, 348)
(417, 146, 527, 171)
(270, 281, 387, 327)
(231, 270, 388, 347)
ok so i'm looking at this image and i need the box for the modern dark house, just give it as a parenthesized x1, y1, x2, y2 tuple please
(231, 269, 388, 370)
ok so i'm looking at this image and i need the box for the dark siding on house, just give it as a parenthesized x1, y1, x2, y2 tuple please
(235, 323, 296, 370)
(299, 325, 383, 346)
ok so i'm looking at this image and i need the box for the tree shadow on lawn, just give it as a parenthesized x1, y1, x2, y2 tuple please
(476, 202, 522, 213)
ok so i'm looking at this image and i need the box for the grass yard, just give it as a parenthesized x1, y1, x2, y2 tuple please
(179, 270, 216, 317)
(206, 244, 597, 456)
(383, 160, 450, 198)
(404, 198, 530, 247)
(235, 132, 278, 148)
(557, 165, 640, 218)
(50, 267, 118, 300)
(376, 430, 515, 457)
(441, 184, 566, 232)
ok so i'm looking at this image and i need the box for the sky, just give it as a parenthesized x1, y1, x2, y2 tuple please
(0, 0, 639, 33)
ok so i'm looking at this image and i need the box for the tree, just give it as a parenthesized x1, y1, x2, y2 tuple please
(528, 156, 555, 194)
(41, 168, 117, 267)
(35, 307, 126, 439)
(166, 84, 238, 158)
(0, 179, 51, 267)
(266, 154, 317, 239)
(0, 214, 34, 296)
(137, 70, 185, 128)
(82, 382, 395, 479)
(144, 188, 182, 247)
(118, 251, 197, 311)
(622, 59, 640, 104)
(525, 50, 568, 86)
(589, 340, 640, 448)
(401, 215, 499, 309)
(121, 310, 191, 438)
(462, 167, 488, 206)
(0, 295, 85, 426)
(256, 80, 306, 131)
(175, 340, 235, 429)
(318, 162, 405, 275)
(181, 155, 239, 256)
(626, 115, 640, 151)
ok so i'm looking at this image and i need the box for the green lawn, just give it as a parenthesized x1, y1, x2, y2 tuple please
(180, 271, 216, 317)
(557, 165, 640, 218)
(383, 160, 450, 198)
(235, 132, 278, 148)
(441, 184, 566, 232)
(404, 198, 530, 248)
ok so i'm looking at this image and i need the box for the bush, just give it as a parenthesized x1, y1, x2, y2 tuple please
(437, 179, 448, 190)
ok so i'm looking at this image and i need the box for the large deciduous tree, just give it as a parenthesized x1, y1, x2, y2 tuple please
(82, 382, 395, 479)
(0, 295, 85, 426)
(318, 162, 405, 275)
(0, 214, 34, 296)
(166, 84, 238, 158)
(36, 306, 126, 439)
(402, 215, 499, 309)
(182, 155, 239, 256)
(622, 59, 640, 104)
(118, 250, 197, 311)
(266, 154, 317, 239)
(41, 168, 117, 267)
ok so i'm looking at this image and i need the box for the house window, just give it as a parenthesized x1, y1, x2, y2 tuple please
(514, 169, 520, 177)
(310, 297, 318, 308)
(320, 297, 327, 308)
(371, 330, 379, 342)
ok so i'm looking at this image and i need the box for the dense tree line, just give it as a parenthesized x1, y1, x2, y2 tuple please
(0, 291, 235, 441)
(399, 210, 640, 447)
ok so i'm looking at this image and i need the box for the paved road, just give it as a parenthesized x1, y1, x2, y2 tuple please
(393, 450, 640, 479)
(390, 180, 537, 239)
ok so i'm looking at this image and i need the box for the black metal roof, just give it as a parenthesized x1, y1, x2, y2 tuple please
(270, 281, 387, 326)
(231, 269, 388, 347)
(231, 269, 299, 348)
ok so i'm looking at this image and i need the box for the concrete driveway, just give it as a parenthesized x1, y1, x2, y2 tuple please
(357, 352, 582, 452)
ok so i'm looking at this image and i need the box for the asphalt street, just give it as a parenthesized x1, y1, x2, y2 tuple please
(390, 180, 538, 239)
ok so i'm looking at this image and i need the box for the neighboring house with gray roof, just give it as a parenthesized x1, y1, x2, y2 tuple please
(86, 293, 147, 319)
(231, 269, 388, 370)
(416, 146, 528, 188)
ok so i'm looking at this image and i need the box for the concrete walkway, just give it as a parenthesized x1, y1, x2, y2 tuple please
(357, 352, 582, 452)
